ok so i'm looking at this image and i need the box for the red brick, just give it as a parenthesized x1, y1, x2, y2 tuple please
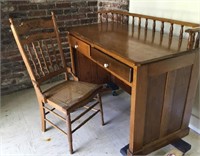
(56, 2, 71, 8)
(38, 4, 55, 9)
(47, 9, 63, 15)
(1, 50, 19, 57)
(57, 15, 72, 21)
(1, 19, 10, 27)
(56, 21, 65, 27)
(71, 2, 87, 7)
(88, 1, 97, 7)
(9, 55, 23, 61)
(7, 1, 29, 5)
(9, 12, 27, 18)
(18, 4, 38, 11)
(79, 7, 92, 13)
(87, 13, 98, 18)
(28, 10, 46, 17)
(72, 14, 86, 19)
(64, 8, 78, 14)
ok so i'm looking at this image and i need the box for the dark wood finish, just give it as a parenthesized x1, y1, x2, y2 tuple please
(129, 66, 148, 151)
(148, 52, 195, 76)
(68, 22, 197, 66)
(74, 51, 111, 84)
(128, 128, 190, 155)
(168, 66, 192, 133)
(15, 18, 54, 33)
(68, 35, 90, 58)
(144, 73, 167, 145)
(68, 10, 199, 156)
(185, 27, 200, 49)
(99, 10, 199, 27)
(111, 76, 131, 94)
(159, 70, 177, 137)
(10, 12, 105, 154)
(91, 48, 133, 83)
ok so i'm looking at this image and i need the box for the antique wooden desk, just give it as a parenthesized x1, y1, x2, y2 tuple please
(68, 10, 199, 155)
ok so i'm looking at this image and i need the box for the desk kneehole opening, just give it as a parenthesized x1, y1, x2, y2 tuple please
(90, 47, 133, 83)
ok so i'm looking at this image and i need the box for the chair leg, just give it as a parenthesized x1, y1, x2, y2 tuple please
(97, 94, 105, 126)
(39, 102, 46, 132)
(66, 114, 73, 154)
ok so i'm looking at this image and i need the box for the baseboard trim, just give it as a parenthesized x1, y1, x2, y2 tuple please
(189, 114, 200, 134)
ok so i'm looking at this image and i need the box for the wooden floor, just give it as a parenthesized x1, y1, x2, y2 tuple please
(1, 84, 200, 156)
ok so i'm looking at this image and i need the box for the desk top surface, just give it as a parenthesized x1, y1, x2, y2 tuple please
(69, 22, 190, 65)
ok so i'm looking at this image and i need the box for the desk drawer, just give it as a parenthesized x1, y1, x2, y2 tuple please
(69, 36, 90, 57)
(91, 48, 133, 83)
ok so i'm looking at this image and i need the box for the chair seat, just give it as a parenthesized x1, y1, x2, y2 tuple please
(43, 81, 102, 112)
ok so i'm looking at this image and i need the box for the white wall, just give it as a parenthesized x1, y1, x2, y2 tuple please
(129, 0, 200, 133)
(129, 0, 200, 23)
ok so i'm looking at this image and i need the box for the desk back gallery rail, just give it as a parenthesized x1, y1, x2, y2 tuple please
(98, 10, 200, 50)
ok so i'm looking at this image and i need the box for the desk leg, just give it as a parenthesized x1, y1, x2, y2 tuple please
(128, 66, 148, 155)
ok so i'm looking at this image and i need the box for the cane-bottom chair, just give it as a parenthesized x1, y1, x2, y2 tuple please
(9, 12, 104, 154)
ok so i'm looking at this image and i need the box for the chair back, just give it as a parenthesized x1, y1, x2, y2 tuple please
(10, 12, 67, 85)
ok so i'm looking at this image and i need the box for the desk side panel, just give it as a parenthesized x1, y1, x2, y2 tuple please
(129, 51, 199, 155)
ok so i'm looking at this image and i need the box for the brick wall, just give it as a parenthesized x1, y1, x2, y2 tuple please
(1, 0, 129, 95)
(98, 0, 129, 11)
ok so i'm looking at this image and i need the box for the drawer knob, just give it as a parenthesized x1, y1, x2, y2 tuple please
(74, 44, 78, 49)
(104, 63, 109, 68)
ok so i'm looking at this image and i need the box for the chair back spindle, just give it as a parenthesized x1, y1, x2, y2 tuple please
(10, 12, 68, 85)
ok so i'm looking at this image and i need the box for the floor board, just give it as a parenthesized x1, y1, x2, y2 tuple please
(1, 85, 199, 156)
